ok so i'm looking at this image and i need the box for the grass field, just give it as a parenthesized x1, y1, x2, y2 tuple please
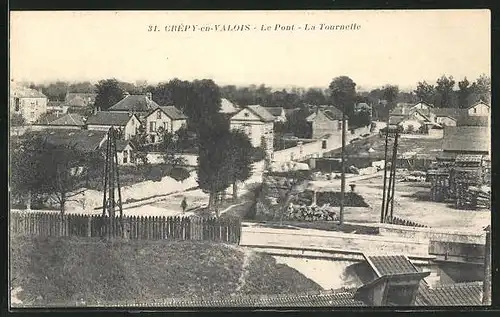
(10, 235, 321, 306)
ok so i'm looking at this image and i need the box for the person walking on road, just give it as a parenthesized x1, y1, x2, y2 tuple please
(181, 197, 188, 213)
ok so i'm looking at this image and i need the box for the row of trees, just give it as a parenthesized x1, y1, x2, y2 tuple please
(11, 136, 103, 214)
(413, 74, 490, 108)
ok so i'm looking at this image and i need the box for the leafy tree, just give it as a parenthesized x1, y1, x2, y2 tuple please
(94, 79, 126, 111)
(11, 136, 88, 214)
(160, 131, 187, 168)
(68, 81, 96, 93)
(10, 113, 26, 126)
(435, 75, 456, 108)
(414, 81, 436, 104)
(40, 81, 70, 101)
(304, 88, 327, 105)
(197, 130, 233, 216)
(226, 130, 254, 199)
(458, 77, 471, 109)
(470, 74, 491, 104)
(285, 107, 311, 138)
(328, 76, 357, 120)
(130, 122, 149, 165)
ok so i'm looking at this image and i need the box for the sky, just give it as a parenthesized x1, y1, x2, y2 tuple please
(10, 10, 490, 91)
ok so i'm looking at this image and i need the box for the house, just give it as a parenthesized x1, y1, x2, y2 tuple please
(442, 126, 490, 156)
(219, 98, 240, 115)
(86, 112, 141, 140)
(306, 107, 346, 140)
(63, 92, 97, 108)
(25, 129, 108, 154)
(263, 107, 287, 123)
(32, 113, 86, 130)
(103, 139, 136, 165)
(467, 100, 490, 116)
(412, 100, 434, 110)
(143, 106, 188, 143)
(46, 101, 69, 116)
(432, 108, 466, 126)
(107, 92, 160, 119)
(10, 85, 48, 124)
(230, 105, 275, 157)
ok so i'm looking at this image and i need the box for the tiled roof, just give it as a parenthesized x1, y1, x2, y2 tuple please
(10, 86, 47, 98)
(263, 107, 284, 117)
(90, 290, 366, 307)
(46, 113, 85, 126)
(456, 116, 489, 127)
(364, 255, 418, 277)
(86, 112, 134, 126)
(246, 105, 276, 122)
(415, 281, 483, 306)
(323, 107, 343, 121)
(442, 126, 490, 153)
(158, 106, 188, 120)
(108, 94, 160, 112)
(33, 113, 61, 125)
(66, 92, 97, 101)
(25, 129, 107, 153)
(467, 101, 490, 110)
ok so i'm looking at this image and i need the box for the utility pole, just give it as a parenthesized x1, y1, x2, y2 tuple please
(339, 102, 346, 225)
(483, 225, 491, 305)
(380, 117, 391, 223)
(102, 127, 124, 237)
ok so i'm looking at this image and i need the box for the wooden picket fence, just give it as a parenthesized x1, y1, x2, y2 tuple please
(10, 211, 241, 244)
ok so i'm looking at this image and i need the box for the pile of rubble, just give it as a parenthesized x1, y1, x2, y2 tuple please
(286, 203, 338, 221)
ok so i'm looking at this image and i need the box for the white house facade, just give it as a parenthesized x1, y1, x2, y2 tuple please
(230, 105, 275, 156)
(144, 106, 188, 143)
(467, 101, 490, 116)
(10, 86, 48, 124)
(86, 112, 141, 140)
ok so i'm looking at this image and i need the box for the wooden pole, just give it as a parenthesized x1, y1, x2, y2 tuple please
(339, 103, 346, 225)
(113, 129, 124, 234)
(483, 225, 491, 305)
(389, 129, 399, 219)
(102, 131, 110, 216)
(381, 122, 390, 223)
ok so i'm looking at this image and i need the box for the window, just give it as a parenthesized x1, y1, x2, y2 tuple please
(36, 100, 38, 106)
(322, 140, 327, 149)
(150, 121, 156, 132)
(157, 111, 161, 119)
(338, 121, 342, 131)
(14, 98, 20, 111)
(473, 108, 477, 114)
(163, 122, 168, 131)
(123, 151, 128, 164)
(244, 112, 249, 117)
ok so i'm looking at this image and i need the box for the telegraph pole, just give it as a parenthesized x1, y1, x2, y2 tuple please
(339, 102, 346, 225)
(483, 225, 491, 305)
(380, 117, 391, 223)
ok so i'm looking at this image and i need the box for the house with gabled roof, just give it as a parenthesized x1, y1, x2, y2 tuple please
(143, 106, 188, 143)
(86, 111, 141, 140)
(63, 92, 97, 108)
(107, 93, 160, 118)
(10, 85, 48, 124)
(306, 106, 346, 140)
(467, 100, 490, 116)
(32, 113, 86, 130)
(230, 105, 275, 156)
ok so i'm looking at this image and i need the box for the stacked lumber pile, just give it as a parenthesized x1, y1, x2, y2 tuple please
(467, 186, 491, 209)
(482, 157, 491, 186)
(428, 169, 450, 202)
(454, 167, 482, 209)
